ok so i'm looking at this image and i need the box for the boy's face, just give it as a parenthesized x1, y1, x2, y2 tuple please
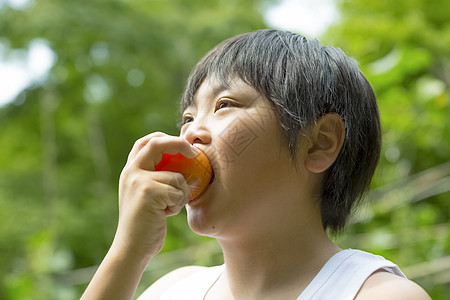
(180, 76, 313, 238)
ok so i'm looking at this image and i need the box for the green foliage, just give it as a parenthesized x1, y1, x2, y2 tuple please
(324, 0, 450, 298)
(0, 0, 266, 298)
(1, 0, 448, 299)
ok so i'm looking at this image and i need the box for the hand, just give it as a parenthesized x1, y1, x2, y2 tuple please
(112, 132, 200, 260)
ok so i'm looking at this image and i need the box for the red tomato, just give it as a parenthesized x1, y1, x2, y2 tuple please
(155, 149, 213, 201)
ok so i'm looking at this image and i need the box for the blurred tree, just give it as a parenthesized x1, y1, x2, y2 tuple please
(1, 0, 448, 299)
(323, 0, 450, 298)
(0, 0, 267, 298)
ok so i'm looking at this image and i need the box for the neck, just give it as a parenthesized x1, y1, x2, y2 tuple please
(216, 207, 340, 299)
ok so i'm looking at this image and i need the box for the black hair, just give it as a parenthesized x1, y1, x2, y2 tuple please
(180, 29, 381, 232)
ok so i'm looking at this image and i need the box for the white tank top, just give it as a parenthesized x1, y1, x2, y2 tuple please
(141, 249, 406, 300)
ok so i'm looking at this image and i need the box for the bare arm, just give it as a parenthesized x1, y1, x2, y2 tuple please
(81, 244, 150, 300)
(81, 133, 200, 300)
(356, 271, 431, 300)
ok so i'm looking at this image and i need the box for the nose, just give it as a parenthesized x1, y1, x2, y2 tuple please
(181, 119, 212, 145)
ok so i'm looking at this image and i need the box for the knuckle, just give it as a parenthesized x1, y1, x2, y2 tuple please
(119, 167, 131, 184)
(146, 136, 162, 148)
(133, 132, 164, 148)
(172, 173, 187, 185)
(119, 165, 136, 183)
(169, 187, 183, 198)
(120, 170, 146, 191)
(139, 180, 158, 197)
(134, 137, 148, 148)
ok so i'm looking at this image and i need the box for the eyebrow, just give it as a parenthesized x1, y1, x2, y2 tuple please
(190, 81, 230, 109)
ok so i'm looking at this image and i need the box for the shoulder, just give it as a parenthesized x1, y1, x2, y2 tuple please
(355, 270, 431, 300)
(137, 266, 208, 299)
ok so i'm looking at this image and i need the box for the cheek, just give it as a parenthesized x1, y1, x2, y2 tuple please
(210, 114, 284, 181)
(216, 117, 260, 162)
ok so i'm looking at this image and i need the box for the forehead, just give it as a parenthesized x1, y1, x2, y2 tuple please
(185, 76, 263, 111)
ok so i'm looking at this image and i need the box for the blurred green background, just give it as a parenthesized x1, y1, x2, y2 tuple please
(0, 0, 448, 299)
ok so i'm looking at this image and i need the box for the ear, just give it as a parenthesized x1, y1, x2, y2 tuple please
(305, 113, 345, 174)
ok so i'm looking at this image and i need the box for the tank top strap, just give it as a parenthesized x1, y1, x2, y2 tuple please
(297, 249, 406, 300)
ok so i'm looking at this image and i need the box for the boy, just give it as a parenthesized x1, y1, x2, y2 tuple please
(82, 30, 430, 299)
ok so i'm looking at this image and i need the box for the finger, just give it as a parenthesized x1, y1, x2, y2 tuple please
(165, 204, 185, 217)
(134, 136, 200, 171)
(127, 132, 168, 164)
(137, 171, 190, 207)
(164, 184, 186, 207)
(150, 180, 187, 215)
(153, 172, 191, 206)
(156, 185, 189, 217)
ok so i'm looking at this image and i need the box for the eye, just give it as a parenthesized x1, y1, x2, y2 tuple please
(183, 115, 194, 124)
(214, 98, 239, 112)
(178, 115, 193, 128)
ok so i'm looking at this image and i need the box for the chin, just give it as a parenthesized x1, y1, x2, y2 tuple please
(186, 206, 245, 241)
(186, 206, 219, 237)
